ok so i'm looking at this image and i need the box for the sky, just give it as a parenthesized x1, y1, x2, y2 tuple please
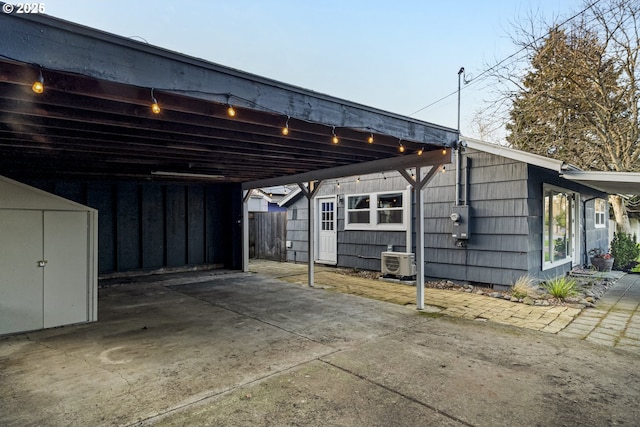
(41, 0, 586, 140)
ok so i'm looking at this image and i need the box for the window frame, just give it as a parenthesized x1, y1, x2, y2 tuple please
(542, 185, 575, 271)
(594, 198, 606, 229)
(344, 189, 409, 231)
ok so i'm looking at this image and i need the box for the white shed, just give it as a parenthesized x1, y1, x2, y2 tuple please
(0, 176, 98, 335)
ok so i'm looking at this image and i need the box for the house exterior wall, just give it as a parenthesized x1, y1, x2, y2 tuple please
(423, 151, 533, 286)
(21, 179, 243, 274)
(282, 150, 610, 287)
(526, 165, 609, 279)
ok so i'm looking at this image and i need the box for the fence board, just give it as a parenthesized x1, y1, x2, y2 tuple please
(249, 211, 287, 261)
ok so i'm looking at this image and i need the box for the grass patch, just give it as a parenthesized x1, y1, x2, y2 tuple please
(511, 275, 538, 299)
(542, 276, 578, 299)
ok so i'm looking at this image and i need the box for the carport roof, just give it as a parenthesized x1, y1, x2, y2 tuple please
(0, 10, 458, 185)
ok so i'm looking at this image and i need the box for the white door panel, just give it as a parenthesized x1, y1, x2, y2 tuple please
(317, 198, 337, 264)
(0, 210, 44, 334)
(44, 211, 89, 328)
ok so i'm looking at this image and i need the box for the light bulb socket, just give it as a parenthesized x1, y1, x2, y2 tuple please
(32, 70, 44, 94)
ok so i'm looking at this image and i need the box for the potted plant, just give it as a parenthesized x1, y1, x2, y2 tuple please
(589, 248, 614, 272)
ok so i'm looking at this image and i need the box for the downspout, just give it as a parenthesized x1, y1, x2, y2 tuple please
(455, 67, 464, 207)
(583, 196, 597, 266)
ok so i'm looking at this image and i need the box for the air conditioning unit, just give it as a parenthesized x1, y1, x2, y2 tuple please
(381, 251, 416, 277)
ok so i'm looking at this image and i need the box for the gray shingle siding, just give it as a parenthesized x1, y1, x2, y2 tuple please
(281, 149, 611, 286)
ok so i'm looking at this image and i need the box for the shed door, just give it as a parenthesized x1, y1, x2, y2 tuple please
(43, 211, 89, 328)
(0, 210, 89, 335)
(317, 197, 337, 264)
(0, 210, 44, 335)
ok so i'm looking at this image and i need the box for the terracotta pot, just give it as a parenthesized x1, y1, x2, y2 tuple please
(591, 257, 614, 272)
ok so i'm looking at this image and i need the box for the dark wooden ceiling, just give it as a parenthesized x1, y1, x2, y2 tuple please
(0, 59, 452, 184)
(0, 12, 458, 186)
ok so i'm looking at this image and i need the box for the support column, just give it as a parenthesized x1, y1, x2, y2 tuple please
(242, 189, 251, 273)
(298, 180, 323, 287)
(414, 167, 425, 310)
(399, 164, 445, 310)
(308, 181, 315, 287)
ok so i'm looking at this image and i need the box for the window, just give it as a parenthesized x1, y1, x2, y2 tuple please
(321, 201, 334, 231)
(543, 187, 573, 267)
(595, 198, 606, 228)
(345, 190, 408, 230)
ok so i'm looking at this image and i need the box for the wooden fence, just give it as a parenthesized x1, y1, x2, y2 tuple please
(249, 211, 287, 261)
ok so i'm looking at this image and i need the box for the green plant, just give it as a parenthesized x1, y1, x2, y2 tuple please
(542, 276, 578, 299)
(511, 275, 537, 299)
(610, 232, 640, 271)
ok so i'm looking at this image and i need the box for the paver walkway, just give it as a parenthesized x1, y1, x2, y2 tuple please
(559, 273, 640, 352)
(249, 260, 581, 334)
(250, 260, 640, 354)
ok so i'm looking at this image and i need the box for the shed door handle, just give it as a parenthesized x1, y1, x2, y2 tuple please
(37, 260, 48, 267)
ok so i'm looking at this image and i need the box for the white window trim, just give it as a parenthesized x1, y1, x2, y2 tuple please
(345, 189, 409, 231)
(542, 184, 575, 271)
(594, 198, 606, 229)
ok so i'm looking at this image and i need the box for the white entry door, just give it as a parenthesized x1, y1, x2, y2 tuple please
(317, 197, 337, 264)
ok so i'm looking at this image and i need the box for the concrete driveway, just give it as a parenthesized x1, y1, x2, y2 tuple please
(1, 269, 639, 426)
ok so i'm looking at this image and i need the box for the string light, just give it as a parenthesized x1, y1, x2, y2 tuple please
(226, 94, 236, 117)
(150, 88, 161, 114)
(442, 165, 446, 173)
(356, 176, 360, 183)
(336, 181, 340, 188)
(19, 63, 448, 152)
(32, 68, 44, 94)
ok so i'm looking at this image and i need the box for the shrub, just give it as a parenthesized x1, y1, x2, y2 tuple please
(543, 276, 578, 299)
(610, 232, 640, 271)
(511, 275, 537, 299)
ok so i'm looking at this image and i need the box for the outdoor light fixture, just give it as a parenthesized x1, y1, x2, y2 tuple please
(398, 143, 405, 153)
(367, 133, 374, 144)
(332, 126, 339, 144)
(150, 88, 161, 114)
(32, 69, 44, 94)
(151, 171, 225, 179)
(417, 147, 424, 156)
(282, 116, 290, 135)
(226, 93, 236, 117)
(442, 147, 447, 155)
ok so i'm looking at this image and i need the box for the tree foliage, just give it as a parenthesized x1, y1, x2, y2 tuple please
(507, 0, 640, 172)
(503, 0, 640, 232)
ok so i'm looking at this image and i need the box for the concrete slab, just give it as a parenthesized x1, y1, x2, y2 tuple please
(2, 270, 640, 427)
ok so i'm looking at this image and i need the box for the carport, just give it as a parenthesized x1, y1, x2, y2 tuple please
(0, 10, 458, 311)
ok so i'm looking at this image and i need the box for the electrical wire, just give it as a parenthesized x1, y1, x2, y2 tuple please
(408, 0, 604, 117)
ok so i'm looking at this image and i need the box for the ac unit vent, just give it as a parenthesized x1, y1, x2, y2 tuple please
(381, 251, 416, 277)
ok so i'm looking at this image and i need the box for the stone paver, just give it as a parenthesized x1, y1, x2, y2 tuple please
(250, 260, 581, 333)
(250, 260, 640, 354)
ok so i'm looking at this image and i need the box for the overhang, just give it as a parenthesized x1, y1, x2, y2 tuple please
(561, 171, 640, 195)
(0, 9, 458, 185)
(461, 136, 566, 173)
